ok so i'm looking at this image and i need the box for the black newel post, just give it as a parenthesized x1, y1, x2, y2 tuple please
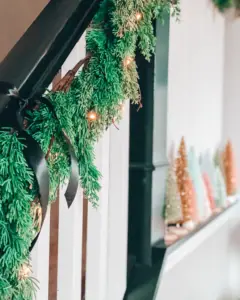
(128, 48, 155, 266)
(128, 15, 170, 267)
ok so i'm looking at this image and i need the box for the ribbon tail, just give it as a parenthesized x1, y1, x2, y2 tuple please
(34, 96, 79, 207)
(30, 233, 41, 252)
(20, 131, 50, 251)
(65, 145, 79, 208)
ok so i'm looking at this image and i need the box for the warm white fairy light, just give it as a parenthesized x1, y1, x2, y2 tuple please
(87, 110, 98, 122)
(136, 12, 143, 21)
(124, 56, 133, 67)
(18, 264, 32, 280)
(33, 204, 42, 232)
(119, 103, 125, 113)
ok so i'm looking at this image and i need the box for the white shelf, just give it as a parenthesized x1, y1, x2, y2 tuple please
(161, 196, 239, 274)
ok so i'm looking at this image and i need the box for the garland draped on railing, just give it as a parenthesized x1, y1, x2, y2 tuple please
(0, 0, 180, 298)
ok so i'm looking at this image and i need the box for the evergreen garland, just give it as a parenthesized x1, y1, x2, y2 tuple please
(213, 0, 233, 11)
(29, 0, 180, 206)
(213, 0, 240, 13)
(0, 0, 180, 297)
(0, 130, 37, 299)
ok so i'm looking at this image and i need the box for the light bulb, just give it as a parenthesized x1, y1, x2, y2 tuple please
(119, 103, 125, 112)
(124, 56, 133, 67)
(87, 110, 98, 121)
(18, 264, 32, 280)
(136, 12, 143, 21)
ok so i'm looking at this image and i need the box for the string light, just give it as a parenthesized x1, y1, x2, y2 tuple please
(87, 110, 98, 122)
(119, 103, 125, 113)
(18, 264, 32, 280)
(32, 203, 42, 232)
(136, 12, 143, 21)
(52, 153, 60, 160)
(124, 56, 133, 67)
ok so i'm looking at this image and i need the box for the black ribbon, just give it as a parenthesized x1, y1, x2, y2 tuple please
(34, 96, 79, 208)
(0, 81, 78, 250)
(24, 130, 50, 251)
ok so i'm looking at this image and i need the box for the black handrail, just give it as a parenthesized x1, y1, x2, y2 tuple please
(0, 0, 102, 98)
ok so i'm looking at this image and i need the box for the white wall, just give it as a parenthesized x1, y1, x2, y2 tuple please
(154, 1, 240, 299)
(222, 17, 240, 186)
(222, 14, 240, 299)
(153, 0, 226, 243)
(167, 0, 225, 154)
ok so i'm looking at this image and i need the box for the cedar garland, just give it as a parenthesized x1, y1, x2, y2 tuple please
(213, 0, 240, 15)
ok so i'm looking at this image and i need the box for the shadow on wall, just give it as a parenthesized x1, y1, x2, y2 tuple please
(221, 220, 240, 300)
(229, 223, 240, 249)
(0, 0, 49, 62)
(217, 293, 239, 300)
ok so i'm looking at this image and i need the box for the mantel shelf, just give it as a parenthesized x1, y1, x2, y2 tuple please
(156, 199, 239, 270)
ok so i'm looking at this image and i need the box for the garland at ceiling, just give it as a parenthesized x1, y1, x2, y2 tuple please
(0, 0, 180, 298)
(213, 0, 240, 14)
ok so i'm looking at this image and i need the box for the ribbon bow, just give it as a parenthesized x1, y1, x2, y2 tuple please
(0, 81, 79, 250)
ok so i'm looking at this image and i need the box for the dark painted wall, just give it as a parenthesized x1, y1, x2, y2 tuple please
(0, 0, 49, 62)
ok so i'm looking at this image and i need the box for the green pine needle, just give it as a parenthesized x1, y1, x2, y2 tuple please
(212, 0, 234, 11)
(0, 130, 35, 299)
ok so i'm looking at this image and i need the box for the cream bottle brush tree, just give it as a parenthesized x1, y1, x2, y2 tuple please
(164, 142, 189, 244)
(164, 160, 183, 225)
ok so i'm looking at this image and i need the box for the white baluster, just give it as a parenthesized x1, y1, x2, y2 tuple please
(57, 185, 83, 300)
(106, 100, 130, 300)
(31, 208, 51, 300)
(85, 129, 110, 300)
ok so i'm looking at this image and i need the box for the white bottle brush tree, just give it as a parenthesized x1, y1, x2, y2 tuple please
(188, 147, 211, 221)
(200, 151, 218, 201)
(215, 167, 228, 209)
